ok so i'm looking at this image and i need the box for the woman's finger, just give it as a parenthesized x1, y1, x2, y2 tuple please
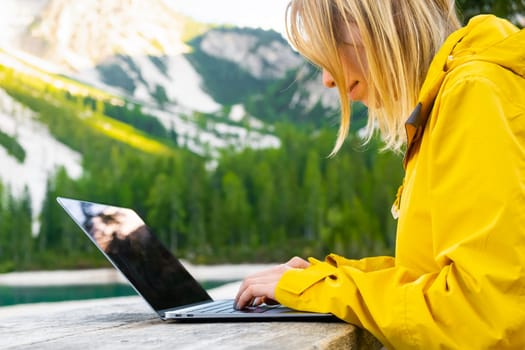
(234, 258, 309, 310)
(235, 282, 276, 310)
(235, 264, 286, 301)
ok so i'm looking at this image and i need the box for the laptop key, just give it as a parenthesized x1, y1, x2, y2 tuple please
(191, 303, 270, 314)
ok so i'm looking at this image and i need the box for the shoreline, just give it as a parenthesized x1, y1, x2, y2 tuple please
(0, 281, 244, 312)
(0, 260, 275, 286)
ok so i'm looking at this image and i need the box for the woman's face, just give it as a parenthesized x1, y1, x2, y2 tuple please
(322, 23, 369, 106)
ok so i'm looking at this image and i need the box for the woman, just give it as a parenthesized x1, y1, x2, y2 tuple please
(235, 0, 525, 348)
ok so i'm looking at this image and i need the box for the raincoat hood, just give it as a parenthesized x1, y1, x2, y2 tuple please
(405, 15, 525, 164)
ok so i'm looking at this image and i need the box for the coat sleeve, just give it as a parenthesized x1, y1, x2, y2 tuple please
(275, 73, 525, 349)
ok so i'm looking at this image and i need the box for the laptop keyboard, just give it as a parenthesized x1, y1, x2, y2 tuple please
(192, 300, 269, 314)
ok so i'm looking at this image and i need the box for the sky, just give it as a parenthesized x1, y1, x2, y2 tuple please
(164, 0, 290, 36)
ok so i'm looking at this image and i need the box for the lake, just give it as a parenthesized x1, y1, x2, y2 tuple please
(0, 280, 229, 307)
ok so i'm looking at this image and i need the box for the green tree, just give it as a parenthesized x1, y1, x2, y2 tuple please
(146, 171, 186, 252)
(251, 161, 277, 245)
(14, 187, 33, 266)
(181, 155, 209, 258)
(457, 0, 525, 25)
(221, 171, 252, 247)
(302, 150, 325, 241)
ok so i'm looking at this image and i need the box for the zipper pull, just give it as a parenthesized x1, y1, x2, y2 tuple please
(391, 183, 404, 219)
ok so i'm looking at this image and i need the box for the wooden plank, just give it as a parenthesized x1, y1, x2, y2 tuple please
(0, 296, 382, 349)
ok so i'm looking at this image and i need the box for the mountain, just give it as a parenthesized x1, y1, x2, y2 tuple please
(0, 88, 82, 234)
(10, 0, 338, 113)
(0, 0, 340, 231)
(15, 0, 190, 71)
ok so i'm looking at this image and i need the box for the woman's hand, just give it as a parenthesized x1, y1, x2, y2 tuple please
(234, 256, 310, 310)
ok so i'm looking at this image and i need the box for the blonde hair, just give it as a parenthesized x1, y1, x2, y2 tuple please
(286, 0, 461, 154)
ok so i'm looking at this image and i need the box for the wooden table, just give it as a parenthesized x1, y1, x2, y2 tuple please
(0, 296, 383, 349)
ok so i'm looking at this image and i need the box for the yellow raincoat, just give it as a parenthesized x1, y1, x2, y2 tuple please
(275, 15, 525, 349)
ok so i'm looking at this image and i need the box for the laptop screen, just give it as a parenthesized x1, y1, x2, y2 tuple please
(57, 197, 212, 313)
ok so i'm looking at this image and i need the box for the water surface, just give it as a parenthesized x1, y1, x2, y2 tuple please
(0, 281, 227, 307)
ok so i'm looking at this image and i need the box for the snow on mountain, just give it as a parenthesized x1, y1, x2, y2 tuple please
(290, 66, 340, 111)
(84, 54, 220, 113)
(83, 49, 282, 159)
(17, 0, 189, 71)
(0, 89, 83, 234)
(141, 105, 280, 158)
(161, 55, 220, 112)
(0, 0, 48, 48)
(198, 29, 303, 80)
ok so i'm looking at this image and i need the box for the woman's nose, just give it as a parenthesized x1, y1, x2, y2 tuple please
(322, 69, 336, 88)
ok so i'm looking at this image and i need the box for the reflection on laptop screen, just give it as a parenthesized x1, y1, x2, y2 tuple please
(59, 198, 211, 311)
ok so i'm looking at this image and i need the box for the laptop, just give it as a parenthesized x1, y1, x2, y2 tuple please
(56, 197, 337, 322)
